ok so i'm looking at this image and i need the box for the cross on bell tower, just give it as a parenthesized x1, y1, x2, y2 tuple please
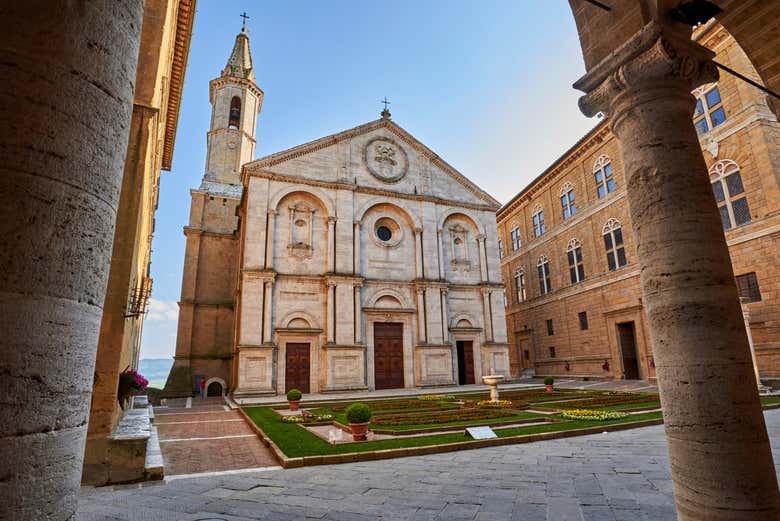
(240, 12, 250, 32)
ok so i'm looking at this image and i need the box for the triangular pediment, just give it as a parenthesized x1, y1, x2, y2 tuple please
(243, 118, 500, 209)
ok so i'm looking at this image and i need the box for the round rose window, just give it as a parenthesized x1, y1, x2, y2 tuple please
(376, 225, 392, 242)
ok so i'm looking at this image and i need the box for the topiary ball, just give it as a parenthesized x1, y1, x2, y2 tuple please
(345, 402, 372, 424)
(287, 388, 303, 401)
(544, 376, 554, 386)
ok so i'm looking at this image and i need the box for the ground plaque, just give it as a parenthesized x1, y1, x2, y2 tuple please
(466, 426, 497, 439)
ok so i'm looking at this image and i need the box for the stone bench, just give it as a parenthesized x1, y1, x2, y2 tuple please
(103, 396, 163, 484)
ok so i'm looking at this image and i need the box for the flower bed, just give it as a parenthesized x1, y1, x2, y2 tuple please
(311, 399, 444, 413)
(475, 399, 528, 409)
(281, 412, 333, 424)
(555, 394, 658, 410)
(418, 394, 457, 401)
(561, 409, 630, 421)
(372, 407, 516, 427)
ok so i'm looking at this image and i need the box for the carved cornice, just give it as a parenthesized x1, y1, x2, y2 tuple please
(574, 21, 718, 119)
(245, 169, 498, 213)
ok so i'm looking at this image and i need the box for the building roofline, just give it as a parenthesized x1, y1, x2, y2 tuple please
(497, 118, 610, 220)
(162, 0, 197, 171)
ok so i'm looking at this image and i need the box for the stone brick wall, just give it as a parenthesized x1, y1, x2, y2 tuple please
(498, 24, 780, 380)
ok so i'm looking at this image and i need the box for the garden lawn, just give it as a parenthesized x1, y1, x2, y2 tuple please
(243, 406, 663, 459)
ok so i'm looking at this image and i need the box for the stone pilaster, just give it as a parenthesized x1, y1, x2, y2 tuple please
(574, 21, 779, 520)
(264, 210, 277, 269)
(477, 234, 488, 282)
(414, 228, 424, 279)
(327, 216, 337, 273)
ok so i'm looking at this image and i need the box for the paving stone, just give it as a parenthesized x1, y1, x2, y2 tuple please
(77, 411, 780, 521)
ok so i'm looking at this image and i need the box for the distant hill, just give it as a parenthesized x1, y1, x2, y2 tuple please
(138, 358, 173, 389)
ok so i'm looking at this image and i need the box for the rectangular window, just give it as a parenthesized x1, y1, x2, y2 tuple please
(498, 239, 503, 259)
(515, 272, 527, 303)
(605, 228, 627, 271)
(694, 86, 726, 135)
(578, 311, 588, 331)
(546, 319, 554, 336)
(524, 349, 530, 361)
(736, 272, 761, 302)
(538, 261, 552, 295)
(533, 212, 546, 237)
(510, 228, 521, 251)
(548, 346, 556, 358)
(561, 189, 576, 220)
(732, 197, 751, 226)
(567, 246, 585, 284)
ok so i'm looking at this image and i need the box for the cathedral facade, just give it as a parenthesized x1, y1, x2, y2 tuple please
(164, 28, 508, 398)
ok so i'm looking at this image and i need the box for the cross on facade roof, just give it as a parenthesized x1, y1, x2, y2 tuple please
(240, 12, 250, 31)
(380, 97, 392, 119)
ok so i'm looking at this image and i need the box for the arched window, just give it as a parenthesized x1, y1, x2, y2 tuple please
(693, 84, 726, 136)
(566, 238, 585, 284)
(560, 182, 576, 220)
(228, 96, 242, 129)
(594, 155, 615, 198)
(537, 255, 552, 295)
(602, 218, 627, 271)
(709, 159, 750, 230)
(514, 268, 527, 303)
(532, 204, 545, 238)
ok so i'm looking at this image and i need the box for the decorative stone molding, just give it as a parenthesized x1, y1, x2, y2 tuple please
(364, 137, 409, 183)
(602, 217, 621, 234)
(574, 22, 718, 121)
(593, 154, 611, 172)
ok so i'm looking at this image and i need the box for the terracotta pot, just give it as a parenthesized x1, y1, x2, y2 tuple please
(349, 421, 370, 441)
(288, 400, 300, 411)
(545, 385, 554, 393)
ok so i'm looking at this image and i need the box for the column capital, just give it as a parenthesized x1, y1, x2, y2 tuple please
(267, 209, 278, 217)
(573, 21, 717, 120)
(353, 220, 361, 227)
(414, 227, 424, 235)
(327, 216, 338, 224)
(476, 234, 487, 242)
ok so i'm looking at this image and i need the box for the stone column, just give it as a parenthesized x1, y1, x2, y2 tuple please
(262, 280, 274, 344)
(436, 229, 445, 279)
(416, 288, 426, 343)
(477, 234, 488, 282)
(264, 210, 277, 269)
(354, 284, 362, 343)
(414, 228, 424, 279)
(740, 297, 762, 388)
(481, 289, 494, 343)
(574, 22, 779, 520)
(326, 282, 336, 343)
(327, 217, 337, 273)
(353, 220, 360, 275)
(0, 3, 144, 520)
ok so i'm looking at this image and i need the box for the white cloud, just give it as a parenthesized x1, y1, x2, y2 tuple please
(146, 299, 179, 321)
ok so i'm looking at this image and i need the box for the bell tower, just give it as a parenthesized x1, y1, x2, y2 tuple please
(204, 22, 263, 186)
(163, 18, 262, 398)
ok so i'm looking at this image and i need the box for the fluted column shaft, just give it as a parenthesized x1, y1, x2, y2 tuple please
(262, 280, 274, 343)
(264, 210, 276, 269)
(574, 22, 779, 520)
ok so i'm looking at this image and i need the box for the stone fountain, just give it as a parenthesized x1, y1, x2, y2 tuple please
(482, 374, 505, 403)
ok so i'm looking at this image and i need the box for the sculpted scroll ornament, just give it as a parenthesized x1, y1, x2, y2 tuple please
(364, 138, 409, 183)
(574, 22, 718, 120)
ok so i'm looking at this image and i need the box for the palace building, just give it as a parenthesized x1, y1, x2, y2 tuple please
(498, 22, 780, 383)
(163, 26, 509, 398)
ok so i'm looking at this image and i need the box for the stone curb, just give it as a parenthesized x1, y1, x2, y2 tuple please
(238, 407, 663, 470)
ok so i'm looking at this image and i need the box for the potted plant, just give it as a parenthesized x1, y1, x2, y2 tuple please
(544, 376, 555, 393)
(117, 367, 148, 409)
(344, 402, 372, 441)
(286, 388, 303, 411)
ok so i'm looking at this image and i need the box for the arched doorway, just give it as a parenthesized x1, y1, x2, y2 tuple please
(206, 381, 223, 397)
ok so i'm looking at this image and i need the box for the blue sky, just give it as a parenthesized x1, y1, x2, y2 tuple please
(140, 1, 598, 359)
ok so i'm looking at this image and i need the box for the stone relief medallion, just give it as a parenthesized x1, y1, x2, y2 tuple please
(364, 138, 408, 183)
